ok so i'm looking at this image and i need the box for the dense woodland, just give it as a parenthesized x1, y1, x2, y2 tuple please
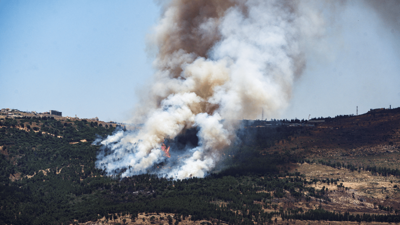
(0, 116, 399, 224)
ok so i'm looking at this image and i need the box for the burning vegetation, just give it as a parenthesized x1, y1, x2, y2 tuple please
(161, 143, 170, 158)
(1, 0, 400, 224)
(1, 107, 400, 224)
(95, 0, 325, 179)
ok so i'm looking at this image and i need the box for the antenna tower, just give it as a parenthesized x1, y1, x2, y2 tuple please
(262, 108, 264, 120)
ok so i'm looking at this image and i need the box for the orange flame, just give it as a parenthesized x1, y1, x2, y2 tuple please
(161, 143, 170, 158)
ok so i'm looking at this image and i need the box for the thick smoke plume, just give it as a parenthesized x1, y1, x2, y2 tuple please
(95, 0, 324, 179)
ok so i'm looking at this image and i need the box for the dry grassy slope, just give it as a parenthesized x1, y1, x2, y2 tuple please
(78, 212, 220, 225)
(294, 163, 400, 214)
(75, 109, 400, 225)
(4, 109, 398, 224)
(267, 109, 400, 219)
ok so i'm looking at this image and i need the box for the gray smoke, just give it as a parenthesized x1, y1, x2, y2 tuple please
(95, 0, 397, 179)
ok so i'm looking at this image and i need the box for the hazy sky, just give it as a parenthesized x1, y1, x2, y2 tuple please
(281, 1, 400, 120)
(0, 0, 160, 122)
(1, 1, 399, 122)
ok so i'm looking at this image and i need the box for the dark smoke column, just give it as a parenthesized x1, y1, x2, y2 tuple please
(95, 0, 324, 179)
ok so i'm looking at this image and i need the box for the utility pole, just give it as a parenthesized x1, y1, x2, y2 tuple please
(262, 108, 264, 120)
(356, 106, 358, 116)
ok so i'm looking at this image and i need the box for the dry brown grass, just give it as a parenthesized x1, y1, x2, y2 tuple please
(293, 163, 400, 215)
(77, 212, 223, 225)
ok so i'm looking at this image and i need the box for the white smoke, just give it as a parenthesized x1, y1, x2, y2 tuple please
(95, 0, 324, 179)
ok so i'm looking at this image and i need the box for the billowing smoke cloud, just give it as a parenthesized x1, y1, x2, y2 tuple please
(95, 0, 325, 179)
(364, 0, 400, 32)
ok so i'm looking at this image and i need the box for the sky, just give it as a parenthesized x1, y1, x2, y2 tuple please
(0, 0, 399, 122)
(0, 0, 160, 122)
(281, 1, 400, 120)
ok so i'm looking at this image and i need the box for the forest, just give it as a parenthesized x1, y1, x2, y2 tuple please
(0, 115, 399, 224)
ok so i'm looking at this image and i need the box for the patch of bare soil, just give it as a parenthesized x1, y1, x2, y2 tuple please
(294, 163, 400, 214)
(272, 221, 395, 225)
(9, 172, 21, 181)
(78, 212, 224, 225)
(12, 168, 52, 181)
(0, 146, 7, 156)
(70, 139, 88, 144)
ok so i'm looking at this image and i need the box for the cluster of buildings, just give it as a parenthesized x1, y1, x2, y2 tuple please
(0, 108, 116, 127)
(0, 108, 62, 118)
(0, 108, 23, 118)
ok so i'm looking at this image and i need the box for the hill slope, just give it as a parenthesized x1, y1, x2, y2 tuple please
(0, 108, 400, 224)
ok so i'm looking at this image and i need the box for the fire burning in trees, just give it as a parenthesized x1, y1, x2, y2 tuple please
(161, 143, 170, 158)
(94, 0, 400, 179)
(94, 0, 323, 179)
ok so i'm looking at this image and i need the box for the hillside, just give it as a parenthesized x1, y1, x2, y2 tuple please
(0, 108, 399, 224)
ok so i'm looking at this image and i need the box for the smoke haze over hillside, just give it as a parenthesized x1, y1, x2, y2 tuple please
(282, 0, 400, 119)
(95, 0, 400, 179)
